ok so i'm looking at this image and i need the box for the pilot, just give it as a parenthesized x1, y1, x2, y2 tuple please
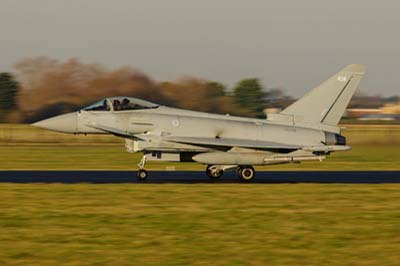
(113, 99, 121, 111)
(121, 98, 130, 110)
(103, 99, 109, 110)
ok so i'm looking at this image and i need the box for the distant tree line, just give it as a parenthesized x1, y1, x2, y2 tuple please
(0, 57, 295, 123)
(0, 57, 397, 123)
(0, 73, 19, 122)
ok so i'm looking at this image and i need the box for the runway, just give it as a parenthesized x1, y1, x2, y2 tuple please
(0, 171, 399, 184)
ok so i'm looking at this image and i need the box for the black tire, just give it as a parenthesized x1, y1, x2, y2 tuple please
(238, 166, 255, 182)
(136, 169, 148, 181)
(206, 165, 223, 180)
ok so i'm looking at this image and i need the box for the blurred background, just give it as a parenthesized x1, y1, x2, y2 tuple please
(1, 0, 400, 124)
(1, 0, 400, 122)
(0, 57, 399, 123)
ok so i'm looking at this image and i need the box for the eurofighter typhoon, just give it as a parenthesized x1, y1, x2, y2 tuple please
(33, 65, 366, 181)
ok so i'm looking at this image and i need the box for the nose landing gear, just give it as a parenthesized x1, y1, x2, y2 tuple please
(136, 155, 148, 181)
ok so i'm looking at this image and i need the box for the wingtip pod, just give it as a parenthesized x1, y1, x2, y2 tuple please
(342, 64, 367, 75)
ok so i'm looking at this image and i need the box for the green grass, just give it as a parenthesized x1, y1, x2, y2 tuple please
(0, 144, 399, 170)
(0, 124, 399, 170)
(1, 184, 400, 266)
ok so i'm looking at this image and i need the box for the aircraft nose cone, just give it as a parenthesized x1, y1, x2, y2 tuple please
(32, 112, 77, 133)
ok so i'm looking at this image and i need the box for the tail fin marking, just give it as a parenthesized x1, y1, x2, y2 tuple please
(280, 64, 366, 126)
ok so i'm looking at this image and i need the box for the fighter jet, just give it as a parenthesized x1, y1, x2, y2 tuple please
(33, 64, 366, 181)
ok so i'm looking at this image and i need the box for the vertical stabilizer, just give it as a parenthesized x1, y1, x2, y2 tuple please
(280, 64, 366, 126)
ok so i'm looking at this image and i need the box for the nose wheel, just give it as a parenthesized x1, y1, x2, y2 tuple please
(136, 169, 148, 181)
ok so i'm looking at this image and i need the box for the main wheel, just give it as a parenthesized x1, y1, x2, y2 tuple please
(206, 165, 223, 180)
(136, 169, 148, 181)
(238, 166, 255, 182)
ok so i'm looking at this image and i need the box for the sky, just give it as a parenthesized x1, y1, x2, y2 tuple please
(0, 0, 399, 96)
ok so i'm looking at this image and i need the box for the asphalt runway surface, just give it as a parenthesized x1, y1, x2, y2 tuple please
(0, 171, 399, 184)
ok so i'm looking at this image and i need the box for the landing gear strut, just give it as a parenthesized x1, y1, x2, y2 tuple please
(237, 166, 255, 182)
(136, 155, 148, 181)
(206, 165, 224, 180)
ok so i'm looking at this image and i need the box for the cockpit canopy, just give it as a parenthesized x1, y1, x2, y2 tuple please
(83, 97, 159, 112)
(83, 99, 111, 111)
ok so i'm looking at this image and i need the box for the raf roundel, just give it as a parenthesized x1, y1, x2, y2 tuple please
(172, 119, 180, 127)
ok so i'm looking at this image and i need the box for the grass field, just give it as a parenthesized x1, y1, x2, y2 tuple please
(0, 144, 399, 171)
(1, 184, 400, 266)
(0, 124, 399, 170)
(1, 124, 400, 265)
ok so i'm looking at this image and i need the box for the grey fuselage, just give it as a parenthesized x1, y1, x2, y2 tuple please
(77, 106, 331, 153)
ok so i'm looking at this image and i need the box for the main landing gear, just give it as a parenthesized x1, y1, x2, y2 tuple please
(205, 165, 256, 182)
(136, 155, 256, 182)
(136, 155, 148, 181)
(206, 165, 224, 180)
(237, 166, 255, 182)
